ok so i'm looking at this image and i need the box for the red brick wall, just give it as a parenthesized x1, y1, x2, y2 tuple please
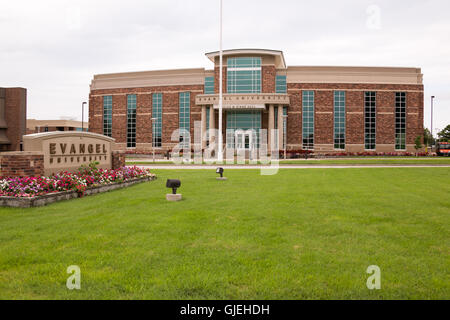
(88, 95, 103, 135)
(2, 88, 27, 151)
(286, 91, 301, 147)
(315, 90, 334, 146)
(262, 66, 276, 93)
(112, 94, 126, 144)
(89, 81, 423, 154)
(214, 67, 227, 94)
(406, 91, 424, 145)
(89, 85, 203, 151)
(287, 83, 424, 153)
(0, 152, 44, 177)
(376, 91, 396, 145)
(111, 151, 125, 170)
(346, 91, 365, 145)
(136, 93, 152, 150)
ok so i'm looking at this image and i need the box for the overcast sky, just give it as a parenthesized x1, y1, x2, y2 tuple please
(1, 0, 449, 134)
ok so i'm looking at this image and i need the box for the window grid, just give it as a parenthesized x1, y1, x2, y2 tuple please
(204, 77, 215, 94)
(302, 91, 314, 150)
(152, 93, 162, 148)
(275, 75, 287, 94)
(395, 92, 406, 150)
(126, 95, 137, 148)
(179, 92, 190, 148)
(334, 91, 346, 150)
(227, 57, 261, 93)
(226, 111, 261, 149)
(364, 92, 376, 150)
(103, 96, 112, 137)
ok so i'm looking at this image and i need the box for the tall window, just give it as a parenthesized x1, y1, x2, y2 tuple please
(152, 93, 162, 148)
(334, 91, 346, 150)
(364, 92, 376, 150)
(204, 77, 215, 94)
(395, 92, 406, 150)
(276, 75, 287, 93)
(302, 91, 314, 150)
(227, 57, 261, 93)
(127, 94, 136, 148)
(103, 95, 112, 137)
(179, 92, 190, 148)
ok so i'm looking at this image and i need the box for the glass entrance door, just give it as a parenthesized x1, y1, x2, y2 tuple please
(235, 130, 254, 150)
(226, 111, 261, 150)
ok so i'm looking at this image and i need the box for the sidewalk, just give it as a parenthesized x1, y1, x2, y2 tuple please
(135, 164, 450, 169)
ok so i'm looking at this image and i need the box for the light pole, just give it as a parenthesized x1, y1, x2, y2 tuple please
(431, 96, 435, 149)
(151, 117, 157, 162)
(217, 0, 224, 162)
(282, 114, 288, 160)
(81, 102, 87, 131)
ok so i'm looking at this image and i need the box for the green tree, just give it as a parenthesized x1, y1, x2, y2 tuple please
(423, 128, 435, 146)
(414, 136, 423, 154)
(437, 125, 450, 142)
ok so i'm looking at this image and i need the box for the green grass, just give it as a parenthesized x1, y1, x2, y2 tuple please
(0, 168, 449, 299)
(126, 158, 450, 166)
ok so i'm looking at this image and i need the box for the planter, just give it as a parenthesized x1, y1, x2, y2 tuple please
(0, 176, 156, 208)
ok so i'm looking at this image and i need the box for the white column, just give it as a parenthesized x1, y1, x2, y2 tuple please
(209, 106, 215, 144)
(278, 106, 284, 151)
(201, 106, 207, 149)
(268, 104, 274, 153)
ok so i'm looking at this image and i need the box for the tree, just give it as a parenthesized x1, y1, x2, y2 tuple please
(423, 128, 435, 146)
(437, 125, 450, 142)
(414, 136, 423, 154)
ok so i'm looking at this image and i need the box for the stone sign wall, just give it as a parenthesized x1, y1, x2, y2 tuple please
(23, 132, 116, 176)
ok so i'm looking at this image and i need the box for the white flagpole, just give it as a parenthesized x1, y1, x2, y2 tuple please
(218, 0, 223, 162)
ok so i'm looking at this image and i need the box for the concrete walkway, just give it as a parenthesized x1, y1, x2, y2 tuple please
(136, 164, 450, 169)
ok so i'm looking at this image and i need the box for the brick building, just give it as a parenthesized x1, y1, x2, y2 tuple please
(26, 119, 88, 135)
(89, 49, 424, 154)
(0, 87, 27, 151)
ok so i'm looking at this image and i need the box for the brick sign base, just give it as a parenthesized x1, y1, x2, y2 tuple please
(0, 152, 44, 177)
(0, 151, 125, 178)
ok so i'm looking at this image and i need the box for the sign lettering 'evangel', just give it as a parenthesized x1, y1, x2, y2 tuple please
(23, 131, 116, 176)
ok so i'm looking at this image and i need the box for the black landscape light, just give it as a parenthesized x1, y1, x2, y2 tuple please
(166, 179, 181, 194)
(216, 167, 227, 180)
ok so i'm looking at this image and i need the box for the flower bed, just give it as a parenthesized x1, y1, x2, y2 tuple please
(0, 166, 156, 205)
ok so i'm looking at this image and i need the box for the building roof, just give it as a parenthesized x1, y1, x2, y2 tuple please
(27, 119, 86, 130)
(286, 66, 423, 85)
(205, 49, 286, 69)
(89, 49, 422, 90)
(90, 68, 206, 90)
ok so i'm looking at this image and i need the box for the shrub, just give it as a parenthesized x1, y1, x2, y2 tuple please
(0, 166, 154, 198)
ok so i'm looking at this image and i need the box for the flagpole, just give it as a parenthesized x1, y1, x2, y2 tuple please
(218, 0, 223, 162)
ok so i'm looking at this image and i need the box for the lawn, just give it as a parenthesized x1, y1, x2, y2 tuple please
(126, 157, 450, 166)
(0, 168, 449, 299)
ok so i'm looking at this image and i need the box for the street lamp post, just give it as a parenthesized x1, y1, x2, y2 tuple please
(217, 0, 223, 162)
(282, 114, 288, 160)
(81, 102, 87, 131)
(151, 117, 157, 162)
(431, 96, 435, 150)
